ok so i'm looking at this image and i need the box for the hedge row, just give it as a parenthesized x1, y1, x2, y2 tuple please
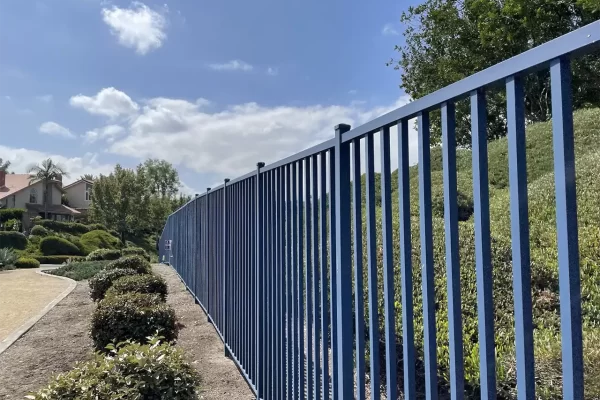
(33, 219, 91, 235)
(33, 255, 85, 264)
(0, 231, 27, 250)
(0, 208, 25, 223)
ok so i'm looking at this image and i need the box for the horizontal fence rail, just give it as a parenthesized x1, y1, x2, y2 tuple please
(160, 21, 600, 400)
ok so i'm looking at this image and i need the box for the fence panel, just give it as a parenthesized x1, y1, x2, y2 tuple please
(159, 21, 600, 400)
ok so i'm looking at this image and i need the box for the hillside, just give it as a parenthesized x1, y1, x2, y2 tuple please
(362, 108, 600, 399)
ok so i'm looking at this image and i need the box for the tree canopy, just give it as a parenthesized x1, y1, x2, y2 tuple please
(0, 158, 10, 173)
(390, 0, 600, 146)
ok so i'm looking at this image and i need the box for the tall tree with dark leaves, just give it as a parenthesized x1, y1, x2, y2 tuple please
(0, 158, 10, 173)
(28, 159, 69, 219)
(142, 159, 180, 197)
(389, 0, 600, 146)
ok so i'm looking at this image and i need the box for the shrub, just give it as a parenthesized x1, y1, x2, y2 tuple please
(49, 260, 110, 281)
(109, 229, 120, 238)
(80, 230, 120, 253)
(88, 268, 139, 301)
(4, 218, 21, 232)
(39, 236, 81, 256)
(90, 293, 177, 350)
(105, 255, 151, 274)
(86, 223, 108, 231)
(0, 231, 27, 249)
(0, 248, 18, 270)
(14, 257, 40, 269)
(105, 274, 168, 300)
(30, 225, 49, 237)
(33, 255, 85, 264)
(28, 335, 201, 399)
(86, 248, 122, 261)
(121, 246, 150, 261)
(33, 219, 90, 235)
(0, 208, 25, 223)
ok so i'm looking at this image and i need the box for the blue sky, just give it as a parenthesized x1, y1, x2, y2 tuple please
(0, 0, 418, 193)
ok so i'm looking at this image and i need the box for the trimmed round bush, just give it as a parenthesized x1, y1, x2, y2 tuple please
(88, 268, 139, 301)
(80, 230, 120, 253)
(14, 257, 40, 269)
(29, 336, 201, 399)
(34, 219, 90, 235)
(39, 236, 81, 256)
(86, 248, 122, 261)
(33, 255, 85, 264)
(105, 274, 167, 300)
(105, 255, 151, 274)
(121, 247, 150, 261)
(86, 223, 108, 231)
(91, 293, 177, 350)
(0, 231, 27, 250)
(30, 225, 49, 237)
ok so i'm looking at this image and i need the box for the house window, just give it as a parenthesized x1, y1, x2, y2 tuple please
(29, 188, 37, 203)
(86, 183, 92, 201)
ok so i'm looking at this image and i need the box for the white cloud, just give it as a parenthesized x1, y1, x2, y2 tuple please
(208, 60, 253, 72)
(382, 23, 399, 36)
(83, 125, 126, 143)
(70, 87, 139, 119)
(4, 95, 10, 100)
(267, 67, 279, 76)
(102, 2, 167, 55)
(36, 94, 53, 103)
(97, 91, 417, 183)
(0, 146, 114, 185)
(39, 121, 75, 139)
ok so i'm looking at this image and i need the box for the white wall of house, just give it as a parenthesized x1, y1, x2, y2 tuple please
(64, 181, 92, 209)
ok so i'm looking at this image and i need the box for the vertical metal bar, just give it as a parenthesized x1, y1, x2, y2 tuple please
(305, 157, 314, 400)
(311, 154, 320, 400)
(418, 111, 438, 400)
(224, 179, 231, 357)
(241, 181, 246, 368)
(365, 132, 381, 399)
(471, 89, 496, 400)
(256, 163, 265, 399)
(550, 57, 583, 400)
(319, 151, 329, 400)
(207, 188, 211, 314)
(286, 164, 294, 400)
(398, 118, 416, 399)
(328, 148, 337, 400)
(298, 159, 306, 400)
(265, 172, 271, 398)
(441, 102, 465, 399)
(506, 75, 535, 400)
(278, 168, 285, 400)
(291, 161, 299, 400)
(251, 177, 256, 384)
(270, 170, 276, 399)
(352, 137, 366, 400)
(381, 125, 398, 400)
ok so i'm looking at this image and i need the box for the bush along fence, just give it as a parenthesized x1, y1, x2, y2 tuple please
(159, 22, 600, 400)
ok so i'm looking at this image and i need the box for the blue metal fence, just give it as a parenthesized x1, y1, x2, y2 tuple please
(160, 21, 600, 400)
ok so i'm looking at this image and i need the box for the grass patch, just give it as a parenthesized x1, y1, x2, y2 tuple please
(48, 260, 111, 281)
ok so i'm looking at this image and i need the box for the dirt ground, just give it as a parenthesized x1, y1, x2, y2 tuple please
(153, 264, 255, 400)
(0, 281, 94, 399)
(0, 269, 72, 343)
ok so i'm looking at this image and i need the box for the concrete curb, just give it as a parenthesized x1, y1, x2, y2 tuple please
(0, 270, 77, 356)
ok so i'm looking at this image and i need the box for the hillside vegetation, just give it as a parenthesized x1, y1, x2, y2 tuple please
(362, 108, 600, 398)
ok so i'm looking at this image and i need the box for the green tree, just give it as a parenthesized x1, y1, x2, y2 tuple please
(0, 158, 10, 173)
(28, 158, 69, 219)
(142, 159, 180, 197)
(80, 174, 95, 181)
(90, 165, 150, 243)
(390, 0, 600, 146)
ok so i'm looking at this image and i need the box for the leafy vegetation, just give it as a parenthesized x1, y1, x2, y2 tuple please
(48, 260, 111, 281)
(80, 229, 121, 253)
(105, 274, 168, 301)
(86, 248, 122, 261)
(90, 293, 177, 350)
(30, 225, 49, 237)
(39, 236, 81, 256)
(33, 255, 85, 264)
(0, 231, 27, 250)
(121, 247, 150, 261)
(28, 159, 69, 220)
(0, 248, 18, 270)
(27, 336, 201, 400)
(0, 208, 25, 223)
(33, 219, 90, 235)
(14, 257, 40, 269)
(105, 255, 151, 274)
(88, 268, 140, 301)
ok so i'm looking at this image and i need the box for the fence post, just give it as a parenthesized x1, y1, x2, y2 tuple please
(333, 123, 353, 399)
(256, 162, 265, 399)
(205, 188, 211, 320)
(223, 178, 231, 358)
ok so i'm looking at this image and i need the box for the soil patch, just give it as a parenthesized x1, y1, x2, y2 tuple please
(153, 264, 254, 400)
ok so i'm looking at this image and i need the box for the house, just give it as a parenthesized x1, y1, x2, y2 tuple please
(62, 178, 93, 216)
(0, 170, 80, 229)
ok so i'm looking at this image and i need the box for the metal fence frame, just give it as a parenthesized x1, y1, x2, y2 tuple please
(160, 21, 600, 400)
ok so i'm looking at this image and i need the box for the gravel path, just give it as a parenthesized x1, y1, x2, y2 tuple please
(153, 264, 255, 400)
(0, 282, 94, 399)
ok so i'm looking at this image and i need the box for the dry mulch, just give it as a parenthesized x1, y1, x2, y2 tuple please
(153, 264, 254, 400)
(0, 281, 94, 399)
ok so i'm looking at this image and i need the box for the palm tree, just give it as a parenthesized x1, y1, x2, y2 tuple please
(28, 159, 69, 219)
(0, 158, 10, 172)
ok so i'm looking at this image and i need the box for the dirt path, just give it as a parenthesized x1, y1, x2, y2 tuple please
(0, 269, 72, 344)
(0, 282, 94, 399)
(153, 264, 255, 400)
